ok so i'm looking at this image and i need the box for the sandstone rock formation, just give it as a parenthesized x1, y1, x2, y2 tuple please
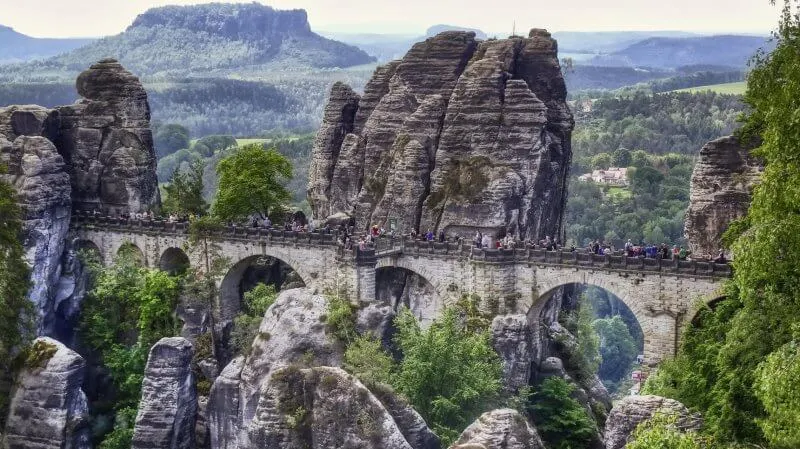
(56, 58, 160, 215)
(0, 59, 160, 335)
(491, 315, 534, 393)
(685, 135, 761, 258)
(603, 395, 702, 449)
(309, 29, 573, 240)
(132, 337, 197, 449)
(451, 408, 545, 449)
(0, 125, 71, 334)
(244, 366, 415, 449)
(2, 337, 90, 449)
(209, 288, 345, 448)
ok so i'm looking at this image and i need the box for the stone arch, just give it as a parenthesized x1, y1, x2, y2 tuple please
(116, 241, 145, 266)
(374, 257, 452, 326)
(531, 271, 664, 364)
(159, 247, 190, 275)
(218, 254, 309, 322)
(74, 239, 104, 265)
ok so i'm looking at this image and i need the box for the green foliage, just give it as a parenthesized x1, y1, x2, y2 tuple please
(0, 164, 34, 420)
(81, 251, 180, 410)
(24, 340, 58, 370)
(560, 299, 601, 381)
(626, 413, 712, 449)
(593, 316, 638, 388)
(392, 307, 502, 446)
(162, 159, 208, 217)
(591, 152, 613, 169)
(212, 144, 293, 221)
(343, 335, 394, 387)
(154, 123, 190, 158)
(528, 377, 597, 449)
(231, 314, 262, 356)
(326, 296, 357, 344)
(192, 135, 237, 157)
(243, 283, 278, 317)
(98, 407, 137, 449)
(643, 5, 800, 445)
(230, 283, 277, 356)
(754, 334, 800, 448)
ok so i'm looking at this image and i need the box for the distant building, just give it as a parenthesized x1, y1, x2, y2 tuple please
(578, 167, 629, 186)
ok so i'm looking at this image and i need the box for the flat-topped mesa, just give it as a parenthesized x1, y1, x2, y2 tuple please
(684, 135, 762, 259)
(308, 29, 573, 241)
(56, 58, 160, 215)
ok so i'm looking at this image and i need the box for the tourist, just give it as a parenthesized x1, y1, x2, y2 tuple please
(473, 231, 482, 248)
(678, 246, 691, 260)
(438, 229, 445, 243)
(425, 229, 434, 241)
(481, 234, 492, 249)
(713, 249, 727, 264)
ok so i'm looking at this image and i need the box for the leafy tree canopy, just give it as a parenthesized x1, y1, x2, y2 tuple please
(162, 159, 208, 217)
(212, 144, 292, 222)
(154, 123, 191, 159)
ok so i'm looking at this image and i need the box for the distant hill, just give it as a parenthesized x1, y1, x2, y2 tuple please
(551, 31, 698, 54)
(0, 3, 374, 79)
(0, 25, 95, 64)
(589, 35, 772, 69)
(425, 25, 487, 39)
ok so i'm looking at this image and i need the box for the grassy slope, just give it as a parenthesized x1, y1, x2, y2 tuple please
(673, 81, 747, 95)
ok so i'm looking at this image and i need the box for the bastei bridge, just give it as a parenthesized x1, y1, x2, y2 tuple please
(70, 213, 731, 365)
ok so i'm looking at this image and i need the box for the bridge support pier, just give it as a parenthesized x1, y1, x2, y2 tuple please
(354, 249, 377, 304)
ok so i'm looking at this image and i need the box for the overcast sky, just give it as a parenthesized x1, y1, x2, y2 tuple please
(0, 0, 780, 38)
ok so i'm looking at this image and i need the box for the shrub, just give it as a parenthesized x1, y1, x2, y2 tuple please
(528, 377, 597, 449)
(392, 307, 502, 447)
(343, 335, 394, 387)
(326, 296, 357, 344)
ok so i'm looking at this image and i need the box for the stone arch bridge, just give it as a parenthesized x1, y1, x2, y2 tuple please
(70, 214, 731, 365)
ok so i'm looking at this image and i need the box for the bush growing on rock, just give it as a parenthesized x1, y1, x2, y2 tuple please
(527, 377, 597, 449)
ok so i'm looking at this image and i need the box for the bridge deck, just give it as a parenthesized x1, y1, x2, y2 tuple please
(70, 214, 732, 279)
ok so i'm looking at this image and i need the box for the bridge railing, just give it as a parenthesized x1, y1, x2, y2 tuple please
(373, 236, 732, 278)
(70, 213, 342, 247)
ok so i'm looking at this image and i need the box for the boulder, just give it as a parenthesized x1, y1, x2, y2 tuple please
(56, 58, 160, 215)
(243, 366, 415, 449)
(685, 135, 762, 259)
(308, 30, 573, 241)
(356, 302, 396, 348)
(603, 395, 702, 449)
(451, 408, 544, 449)
(132, 337, 196, 449)
(2, 337, 90, 449)
(490, 315, 534, 393)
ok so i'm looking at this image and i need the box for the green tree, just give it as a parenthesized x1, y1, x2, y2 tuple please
(612, 147, 632, 167)
(631, 149, 650, 168)
(590, 152, 613, 170)
(231, 283, 278, 355)
(625, 413, 712, 449)
(343, 335, 395, 387)
(754, 333, 800, 448)
(154, 123, 191, 158)
(163, 159, 208, 217)
(192, 135, 237, 157)
(212, 144, 292, 222)
(644, 2, 800, 444)
(392, 307, 502, 446)
(593, 316, 638, 386)
(528, 377, 597, 449)
(0, 165, 33, 426)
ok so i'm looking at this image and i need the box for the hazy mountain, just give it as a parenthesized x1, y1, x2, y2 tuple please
(551, 30, 698, 54)
(588, 35, 772, 69)
(425, 24, 487, 39)
(323, 24, 488, 62)
(0, 3, 374, 79)
(0, 25, 95, 64)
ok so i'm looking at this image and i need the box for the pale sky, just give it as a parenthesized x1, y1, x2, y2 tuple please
(0, 0, 780, 38)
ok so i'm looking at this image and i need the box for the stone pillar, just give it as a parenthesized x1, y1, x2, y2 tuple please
(642, 313, 678, 366)
(355, 248, 377, 304)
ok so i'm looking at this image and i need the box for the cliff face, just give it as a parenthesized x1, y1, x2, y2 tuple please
(56, 58, 160, 215)
(0, 59, 159, 335)
(308, 29, 573, 240)
(685, 135, 762, 258)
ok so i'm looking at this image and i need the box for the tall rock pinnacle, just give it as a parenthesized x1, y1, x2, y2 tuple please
(308, 29, 573, 241)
